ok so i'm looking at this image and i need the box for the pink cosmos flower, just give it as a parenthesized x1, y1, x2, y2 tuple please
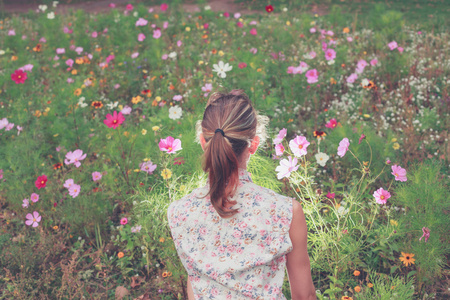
(0, 118, 9, 130)
(16, 125, 22, 135)
(161, 54, 168, 60)
(63, 178, 74, 189)
(108, 3, 116, 8)
(238, 62, 247, 69)
(273, 128, 287, 144)
(8, 29, 16, 36)
(30, 193, 39, 203)
(347, 36, 353, 42)
(202, 83, 212, 97)
(289, 136, 310, 157)
(74, 47, 83, 55)
(126, 4, 133, 10)
(337, 138, 350, 157)
(138, 33, 146, 41)
(131, 52, 139, 59)
(5, 123, 14, 131)
(373, 187, 391, 204)
(398, 47, 404, 53)
(120, 106, 132, 115)
(321, 42, 327, 51)
(419, 227, 430, 242)
(153, 30, 161, 39)
(39, 37, 47, 43)
(325, 49, 336, 61)
(163, 21, 169, 29)
(69, 184, 81, 198)
(177, 40, 182, 47)
(131, 225, 142, 233)
(160, 3, 168, 11)
(275, 144, 285, 156)
(20, 64, 34, 72)
(66, 59, 74, 67)
(25, 211, 41, 227)
(250, 48, 257, 54)
(370, 58, 378, 66)
(65, 149, 87, 168)
(173, 95, 182, 102)
(203, 23, 209, 29)
(310, 27, 316, 33)
(391, 165, 407, 182)
(140, 161, 157, 174)
(305, 69, 318, 83)
(356, 59, 367, 73)
(159, 136, 182, 154)
(11, 69, 27, 84)
(347, 73, 358, 83)
(250, 28, 257, 35)
(92, 171, 102, 181)
(135, 18, 148, 26)
(35, 174, 48, 189)
(56, 48, 65, 54)
(103, 111, 125, 129)
(325, 118, 337, 129)
(358, 134, 366, 144)
(120, 217, 128, 225)
(275, 156, 299, 179)
(237, 22, 243, 28)
(22, 198, 29, 208)
(91, 31, 98, 38)
(326, 192, 335, 199)
(234, 12, 241, 18)
(388, 41, 398, 50)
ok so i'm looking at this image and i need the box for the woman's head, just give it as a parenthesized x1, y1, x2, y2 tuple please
(197, 89, 268, 218)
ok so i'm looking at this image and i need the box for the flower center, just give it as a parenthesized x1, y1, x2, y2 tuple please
(113, 120, 117, 124)
(406, 256, 410, 259)
(298, 145, 303, 149)
(33, 218, 36, 222)
(18, 75, 22, 79)
(395, 173, 398, 177)
(41, 181, 44, 184)
(168, 147, 172, 151)
(74, 189, 77, 192)
(380, 195, 385, 200)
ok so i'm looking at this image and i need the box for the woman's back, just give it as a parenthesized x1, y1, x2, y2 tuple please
(168, 169, 293, 299)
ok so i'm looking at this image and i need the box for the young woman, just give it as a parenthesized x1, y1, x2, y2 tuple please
(167, 90, 316, 299)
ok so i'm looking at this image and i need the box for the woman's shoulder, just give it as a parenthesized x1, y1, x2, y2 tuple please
(167, 187, 207, 227)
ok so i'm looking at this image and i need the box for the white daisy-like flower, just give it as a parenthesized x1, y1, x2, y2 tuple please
(361, 78, 370, 87)
(169, 105, 182, 120)
(168, 52, 177, 59)
(38, 4, 48, 12)
(315, 152, 330, 167)
(106, 101, 119, 109)
(47, 12, 55, 19)
(212, 61, 232, 78)
(77, 97, 88, 108)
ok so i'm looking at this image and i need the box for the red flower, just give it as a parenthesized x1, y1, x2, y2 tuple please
(103, 111, 125, 129)
(265, 5, 274, 13)
(11, 69, 28, 84)
(35, 175, 48, 189)
(238, 62, 247, 69)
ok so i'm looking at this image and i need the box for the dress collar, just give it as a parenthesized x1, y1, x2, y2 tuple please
(238, 168, 253, 183)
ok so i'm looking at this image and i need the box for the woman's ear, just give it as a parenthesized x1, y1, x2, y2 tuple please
(200, 133, 206, 151)
(249, 136, 260, 155)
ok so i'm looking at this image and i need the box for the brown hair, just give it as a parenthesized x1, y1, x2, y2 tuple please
(200, 89, 259, 218)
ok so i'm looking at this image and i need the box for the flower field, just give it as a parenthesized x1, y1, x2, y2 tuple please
(1, 1, 450, 299)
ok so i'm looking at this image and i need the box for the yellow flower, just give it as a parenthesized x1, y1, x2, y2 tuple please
(185, 26, 191, 32)
(390, 219, 398, 227)
(159, 237, 165, 243)
(118, 104, 123, 110)
(363, 114, 370, 118)
(53, 226, 59, 230)
(393, 142, 400, 150)
(286, 21, 291, 26)
(391, 138, 397, 143)
(161, 168, 172, 180)
(198, 60, 204, 65)
(142, 129, 147, 135)
(180, 185, 186, 192)
(218, 50, 224, 56)
(152, 126, 160, 132)
(399, 252, 415, 266)
(132, 95, 143, 104)
(75, 58, 84, 64)
(155, 96, 161, 102)
(71, 69, 77, 75)
(134, 169, 140, 172)
(341, 297, 353, 300)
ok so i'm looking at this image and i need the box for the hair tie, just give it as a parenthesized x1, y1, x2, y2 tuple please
(214, 128, 225, 137)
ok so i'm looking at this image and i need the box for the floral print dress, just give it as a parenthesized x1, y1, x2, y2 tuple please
(167, 169, 294, 299)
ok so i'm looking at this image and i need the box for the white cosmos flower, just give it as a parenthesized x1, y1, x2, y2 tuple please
(315, 152, 330, 167)
(212, 61, 232, 78)
(106, 101, 119, 109)
(361, 78, 370, 87)
(168, 52, 177, 59)
(38, 4, 48, 12)
(169, 105, 182, 120)
(77, 97, 88, 108)
(47, 12, 55, 19)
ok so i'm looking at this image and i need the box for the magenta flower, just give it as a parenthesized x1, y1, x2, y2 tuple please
(275, 144, 285, 156)
(238, 62, 247, 69)
(337, 138, 350, 158)
(273, 128, 287, 144)
(120, 217, 128, 225)
(103, 111, 125, 129)
(30, 193, 39, 203)
(419, 227, 430, 242)
(325, 49, 336, 61)
(159, 136, 182, 154)
(160, 3, 168, 11)
(64, 179, 74, 189)
(305, 69, 319, 83)
(373, 188, 391, 204)
(275, 156, 299, 179)
(69, 184, 81, 198)
(325, 118, 337, 129)
(289, 136, 310, 157)
(126, 4, 133, 10)
(358, 134, 366, 144)
(398, 47, 404, 53)
(35, 174, 48, 189)
(25, 211, 41, 227)
(138, 33, 146, 42)
(91, 31, 98, 38)
(250, 28, 257, 35)
(0, 169, 3, 179)
(391, 165, 407, 182)
(11, 69, 27, 84)
(153, 29, 161, 39)
(140, 161, 157, 174)
(326, 192, 335, 199)
(65, 149, 87, 168)
(92, 171, 102, 181)
(388, 41, 398, 50)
